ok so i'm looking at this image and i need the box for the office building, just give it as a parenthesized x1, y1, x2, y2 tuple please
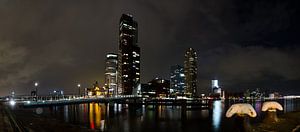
(212, 79, 221, 94)
(117, 14, 140, 95)
(170, 65, 185, 95)
(141, 78, 170, 97)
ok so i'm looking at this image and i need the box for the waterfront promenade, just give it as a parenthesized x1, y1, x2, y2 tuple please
(0, 102, 15, 132)
(253, 111, 300, 132)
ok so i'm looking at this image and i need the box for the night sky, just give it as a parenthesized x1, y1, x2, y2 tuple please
(0, 0, 299, 96)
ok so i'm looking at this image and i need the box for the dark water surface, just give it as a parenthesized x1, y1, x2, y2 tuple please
(12, 98, 300, 132)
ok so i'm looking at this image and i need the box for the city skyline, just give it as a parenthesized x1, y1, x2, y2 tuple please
(0, 0, 299, 96)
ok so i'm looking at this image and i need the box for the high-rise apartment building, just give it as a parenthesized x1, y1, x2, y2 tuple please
(104, 53, 118, 95)
(117, 14, 140, 95)
(184, 48, 197, 97)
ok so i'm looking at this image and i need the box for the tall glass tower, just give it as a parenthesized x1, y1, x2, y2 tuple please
(184, 48, 197, 97)
(105, 53, 118, 95)
(117, 14, 140, 95)
(170, 65, 185, 95)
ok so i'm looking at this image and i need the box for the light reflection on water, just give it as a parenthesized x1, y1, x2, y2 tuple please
(64, 105, 68, 122)
(212, 100, 223, 131)
(87, 103, 105, 131)
(47, 98, 300, 131)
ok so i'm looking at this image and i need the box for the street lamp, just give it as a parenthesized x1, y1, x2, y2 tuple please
(35, 82, 38, 87)
(34, 82, 38, 101)
(77, 84, 81, 96)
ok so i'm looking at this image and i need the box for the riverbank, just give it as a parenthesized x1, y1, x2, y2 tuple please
(253, 111, 300, 132)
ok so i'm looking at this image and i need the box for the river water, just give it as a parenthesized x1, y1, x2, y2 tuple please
(11, 98, 300, 132)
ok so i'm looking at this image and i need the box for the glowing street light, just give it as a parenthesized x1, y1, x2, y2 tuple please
(77, 83, 81, 96)
(9, 100, 16, 106)
(34, 82, 39, 87)
(34, 82, 39, 101)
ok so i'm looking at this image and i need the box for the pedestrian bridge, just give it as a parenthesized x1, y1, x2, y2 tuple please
(6, 95, 210, 108)
(17, 95, 141, 107)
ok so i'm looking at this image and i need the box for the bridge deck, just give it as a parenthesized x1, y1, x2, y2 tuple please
(16, 97, 211, 107)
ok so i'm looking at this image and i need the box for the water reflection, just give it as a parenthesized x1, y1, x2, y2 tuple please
(212, 100, 222, 131)
(200, 109, 209, 118)
(255, 101, 262, 113)
(43, 99, 300, 131)
(64, 105, 69, 122)
(79, 104, 87, 124)
(88, 103, 105, 131)
(89, 103, 95, 129)
(284, 98, 295, 113)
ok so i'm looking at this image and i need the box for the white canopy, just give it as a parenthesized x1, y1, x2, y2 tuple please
(226, 103, 257, 118)
(262, 101, 283, 112)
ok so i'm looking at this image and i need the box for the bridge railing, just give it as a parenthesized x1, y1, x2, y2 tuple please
(8, 94, 142, 104)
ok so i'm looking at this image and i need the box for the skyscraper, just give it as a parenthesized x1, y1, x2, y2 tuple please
(104, 53, 118, 95)
(170, 65, 185, 95)
(211, 79, 222, 95)
(117, 14, 140, 95)
(184, 48, 197, 97)
(211, 80, 219, 90)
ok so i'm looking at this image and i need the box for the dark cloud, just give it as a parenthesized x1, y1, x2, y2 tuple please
(199, 46, 300, 93)
(0, 0, 299, 96)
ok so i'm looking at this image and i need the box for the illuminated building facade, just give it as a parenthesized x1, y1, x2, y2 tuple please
(211, 79, 225, 99)
(184, 48, 198, 97)
(117, 14, 140, 95)
(104, 53, 118, 95)
(170, 65, 185, 95)
(142, 78, 170, 97)
(86, 81, 106, 96)
(212, 79, 221, 94)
